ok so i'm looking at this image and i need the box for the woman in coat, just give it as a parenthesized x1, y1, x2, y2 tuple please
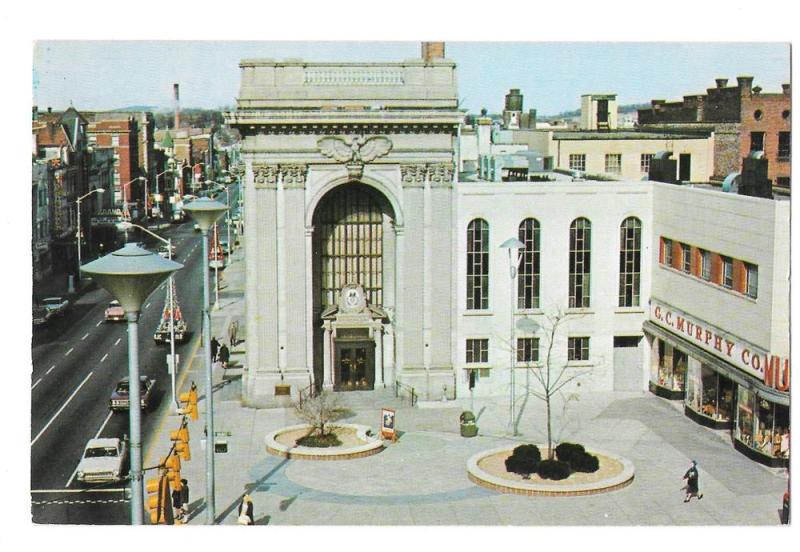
(238, 494, 254, 525)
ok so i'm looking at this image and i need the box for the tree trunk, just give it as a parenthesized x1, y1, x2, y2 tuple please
(546, 394, 553, 460)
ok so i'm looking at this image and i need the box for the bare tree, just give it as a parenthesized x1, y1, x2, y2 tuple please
(517, 308, 591, 459)
(293, 390, 345, 437)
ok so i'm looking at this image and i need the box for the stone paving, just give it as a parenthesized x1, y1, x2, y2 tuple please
(144, 236, 789, 526)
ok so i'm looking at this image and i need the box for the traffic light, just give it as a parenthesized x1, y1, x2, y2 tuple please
(145, 472, 174, 525)
(179, 382, 199, 420)
(163, 454, 182, 492)
(170, 427, 191, 461)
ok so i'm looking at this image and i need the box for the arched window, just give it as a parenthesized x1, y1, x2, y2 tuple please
(619, 217, 642, 307)
(466, 218, 489, 310)
(518, 218, 540, 309)
(569, 218, 591, 308)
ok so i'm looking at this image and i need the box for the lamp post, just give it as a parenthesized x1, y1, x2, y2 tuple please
(121, 176, 146, 218)
(80, 244, 182, 525)
(120, 222, 179, 411)
(76, 187, 105, 277)
(153, 168, 174, 219)
(500, 237, 526, 436)
(182, 197, 227, 525)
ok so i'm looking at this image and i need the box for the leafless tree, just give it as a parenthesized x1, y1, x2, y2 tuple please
(293, 390, 345, 437)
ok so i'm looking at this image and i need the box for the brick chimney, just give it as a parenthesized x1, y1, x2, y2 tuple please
(421, 42, 445, 62)
(783, 83, 791, 96)
(715, 78, 728, 89)
(737, 76, 754, 96)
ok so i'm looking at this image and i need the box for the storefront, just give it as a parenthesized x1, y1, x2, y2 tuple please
(646, 299, 790, 467)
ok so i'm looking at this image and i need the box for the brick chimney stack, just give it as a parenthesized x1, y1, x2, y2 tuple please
(173, 83, 180, 129)
(715, 78, 728, 89)
(783, 83, 791, 95)
(421, 42, 445, 62)
(737, 76, 754, 96)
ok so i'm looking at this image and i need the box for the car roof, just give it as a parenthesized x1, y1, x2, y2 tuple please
(109, 300, 121, 306)
(86, 438, 120, 448)
(43, 297, 62, 301)
(117, 376, 150, 383)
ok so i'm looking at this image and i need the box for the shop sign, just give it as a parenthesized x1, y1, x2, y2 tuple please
(650, 299, 789, 392)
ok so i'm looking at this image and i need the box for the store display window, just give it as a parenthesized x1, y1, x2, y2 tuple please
(653, 339, 686, 392)
(735, 386, 790, 459)
(695, 365, 733, 421)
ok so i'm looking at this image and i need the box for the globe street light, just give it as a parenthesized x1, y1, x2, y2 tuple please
(182, 197, 227, 524)
(80, 244, 182, 525)
(76, 187, 105, 279)
(500, 237, 526, 436)
(119, 222, 179, 411)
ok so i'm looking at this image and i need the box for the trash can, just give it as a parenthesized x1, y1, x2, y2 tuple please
(460, 411, 478, 438)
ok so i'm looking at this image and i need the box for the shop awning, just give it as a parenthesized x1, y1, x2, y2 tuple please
(643, 321, 789, 406)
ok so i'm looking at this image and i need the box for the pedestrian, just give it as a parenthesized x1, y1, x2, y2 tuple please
(228, 319, 239, 347)
(210, 336, 220, 362)
(682, 460, 703, 502)
(178, 479, 189, 521)
(219, 343, 230, 369)
(171, 485, 182, 521)
(237, 494, 254, 525)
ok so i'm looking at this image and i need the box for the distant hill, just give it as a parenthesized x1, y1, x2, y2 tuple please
(110, 105, 160, 112)
(541, 103, 650, 120)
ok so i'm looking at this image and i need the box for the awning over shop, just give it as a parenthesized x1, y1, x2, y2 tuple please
(643, 321, 789, 406)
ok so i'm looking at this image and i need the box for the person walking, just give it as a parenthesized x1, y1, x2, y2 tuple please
(210, 336, 220, 362)
(228, 319, 239, 347)
(682, 460, 703, 502)
(237, 494, 254, 525)
(219, 343, 230, 369)
(178, 479, 189, 521)
(171, 484, 183, 522)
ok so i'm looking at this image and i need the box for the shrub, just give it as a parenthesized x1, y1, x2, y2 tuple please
(569, 451, 600, 473)
(296, 432, 342, 448)
(555, 442, 585, 463)
(537, 459, 571, 480)
(505, 444, 541, 477)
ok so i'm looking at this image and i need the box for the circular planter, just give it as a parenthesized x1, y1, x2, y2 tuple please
(265, 423, 384, 461)
(467, 446, 635, 496)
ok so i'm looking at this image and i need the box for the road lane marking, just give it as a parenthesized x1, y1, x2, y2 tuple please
(66, 410, 115, 487)
(31, 371, 94, 447)
(47, 365, 56, 375)
(65, 348, 74, 357)
(32, 378, 43, 390)
(100, 353, 109, 363)
(81, 333, 89, 340)
(96, 320, 103, 327)
(32, 488, 127, 494)
(114, 338, 121, 347)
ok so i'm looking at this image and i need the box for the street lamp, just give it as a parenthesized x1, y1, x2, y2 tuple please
(120, 222, 179, 411)
(76, 187, 105, 278)
(500, 237, 526, 436)
(182, 197, 227, 525)
(121, 176, 146, 218)
(153, 168, 174, 218)
(80, 244, 182, 525)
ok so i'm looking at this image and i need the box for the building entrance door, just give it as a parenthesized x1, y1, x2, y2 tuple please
(334, 341, 375, 391)
(679, 154, 691, 182)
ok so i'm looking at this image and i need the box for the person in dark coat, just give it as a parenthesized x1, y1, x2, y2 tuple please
(178, 479, 189, 520)
(238, 494, 254, 525)
(219, 343, 230, 368)
(210, 337, 220, 362)
(683, 460, 703, 502)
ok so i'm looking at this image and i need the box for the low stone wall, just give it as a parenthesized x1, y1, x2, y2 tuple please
(265, 423, 385, 461)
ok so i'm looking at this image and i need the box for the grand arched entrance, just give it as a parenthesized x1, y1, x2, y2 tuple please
(311, 182, 397, 391)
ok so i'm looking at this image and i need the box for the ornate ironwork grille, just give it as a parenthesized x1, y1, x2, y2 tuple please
(618, 217, 642, 307)
(466, 218, 489, 310)
(518, 218, 541, 309)
(569, 217, 591, 308)
(318, 187, 383, 307)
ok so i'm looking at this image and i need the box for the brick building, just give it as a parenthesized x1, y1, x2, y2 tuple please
(87, 118, 141, 207)
(638, 77, 791, 191)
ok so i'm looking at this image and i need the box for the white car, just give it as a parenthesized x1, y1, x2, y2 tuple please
(76, 438, 128, 484)
(104, 300, 125, 322)
(42, 297, 70, 317)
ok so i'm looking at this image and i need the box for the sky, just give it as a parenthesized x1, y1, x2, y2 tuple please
(32, 41, 790, 117)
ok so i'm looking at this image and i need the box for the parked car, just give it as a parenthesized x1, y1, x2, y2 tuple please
(158, 244, 176, 258)
(76, 437, 128, 484)
(219, 241, 229, 255)
(109, 376, 157, 411)
(33, 305, 50, 326)
(104, 300, 125, 322)
(41, 296, 69, 317)
(193, 223, 201, 232)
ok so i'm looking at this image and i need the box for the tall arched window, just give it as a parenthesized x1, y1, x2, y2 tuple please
(569, 218, 591, 308)
(619, 217, 642, 307)
(518, 218, 540, 309)
(466, 218, 489, 310)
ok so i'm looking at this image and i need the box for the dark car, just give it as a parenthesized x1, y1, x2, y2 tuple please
(109, 376, 156, 411)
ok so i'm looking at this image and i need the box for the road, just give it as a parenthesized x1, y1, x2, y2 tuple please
(29, 180, 241, 525)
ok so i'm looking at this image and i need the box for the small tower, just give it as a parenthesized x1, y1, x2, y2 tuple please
(503, 88, 523, 130)
(580, 94, 618, 131)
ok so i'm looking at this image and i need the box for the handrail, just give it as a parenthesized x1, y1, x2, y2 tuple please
(298, 382, 317, 407)
(394, 381, 417, 407)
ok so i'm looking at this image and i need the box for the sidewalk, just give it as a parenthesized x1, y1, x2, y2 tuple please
(144, 236, 789, 526)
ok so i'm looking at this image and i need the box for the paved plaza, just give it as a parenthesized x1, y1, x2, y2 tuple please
(144, 240, 789, 527)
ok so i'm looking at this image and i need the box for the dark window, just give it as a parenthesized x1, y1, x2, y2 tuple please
(681, 243, 692, 274)
(466, 339, 489, 364)
(569, 218, 591, 308)
(518, 218, 541, 309)
(569, 154, 586, 172)
(750, 132, 765, 153)
(466, 219, 489, 310)
(754, 110, 763, 121)
(618, 217, 641, 307)
(517, 337, 540, 363)
(700, 249, 712, 281)
(745, 263, 758, 299)
(568, 337, 590, 361)
(778, 132, 791, 160)
(640, 154, 654, 174)
(663, 238, 673, 266)
(721, 256, 734, 289)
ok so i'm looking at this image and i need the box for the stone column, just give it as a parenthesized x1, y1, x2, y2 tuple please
(375, 325, 384, 387)
(323, 322, 333, 389)
(400, 164, 426, 374)
(305, 226, 315, 387)
(428, 163, 454, 373)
